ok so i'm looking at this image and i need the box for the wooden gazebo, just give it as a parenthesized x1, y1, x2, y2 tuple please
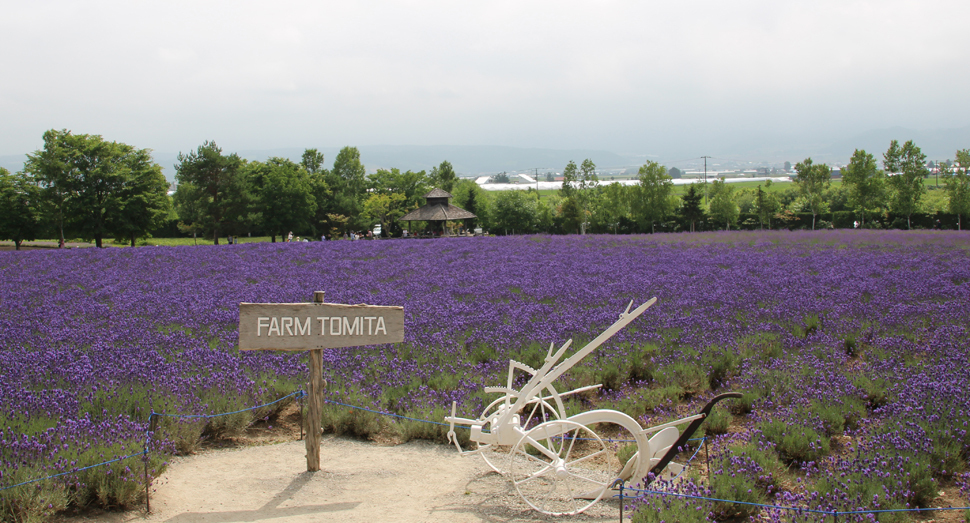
(400, 188, 476, 235)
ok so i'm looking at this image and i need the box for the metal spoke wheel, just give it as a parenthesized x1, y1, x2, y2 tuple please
(509, 419, 613, 515)
(476, 390, 564, 475)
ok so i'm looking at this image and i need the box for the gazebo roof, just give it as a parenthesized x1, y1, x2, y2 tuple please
(424, 188, 453, 199)
(400, 187, 477, 222)
(400, 203, 476, 222)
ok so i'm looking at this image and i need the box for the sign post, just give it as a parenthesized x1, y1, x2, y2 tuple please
(239, 291, 404, 471)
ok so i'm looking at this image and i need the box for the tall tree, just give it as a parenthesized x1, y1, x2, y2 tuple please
(489, 190, 538, 235)
(328, 146, 368, 232)
(363, 192, 408, 237)
(590, 182, 630, 233)
(24, 131, 71, 247)
(885, 140, 927, 229)
(109, 148, 171, 247)
(944, 149, 970, 230)
(429, 160, 457, 192)
(300, 148, 333, 235)
(708, 178, 739, 230)
(447, 178, 483, 231)
(301, 148, 325, 174)
(883, 140, 903, 173)
(0, 168, 42, 250)
(794, 157, 831, 230)
(630, 161, 674, 233)
(754, 185, 779, 229)
(679, 184, 705, 232)
(24, 129, 167, 248)
(248, 157, 317, 242)
(368, 168, 429, 209)
(840, 149, 885, 227)
(559, 159, 598, 234)
(173, 141, 247, 244)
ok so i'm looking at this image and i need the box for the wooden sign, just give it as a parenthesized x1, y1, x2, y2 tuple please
(238, 292, 404, 473)
(238, 302, 404, 351)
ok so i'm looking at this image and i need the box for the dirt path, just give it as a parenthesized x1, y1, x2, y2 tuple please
(59, 436, 623, 523)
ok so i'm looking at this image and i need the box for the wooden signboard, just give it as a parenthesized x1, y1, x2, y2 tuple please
(238, 292, 403, 472)
(239, 302, 404, 350)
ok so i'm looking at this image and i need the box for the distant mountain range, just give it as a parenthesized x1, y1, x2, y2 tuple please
(3, 126, 968, 181)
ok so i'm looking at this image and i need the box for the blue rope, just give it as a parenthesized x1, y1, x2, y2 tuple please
(150, 390, 305, 420)
(323, 399, 456, 427)
(625, 487, 970, 517)
(629, 488, 837, 516)
(2, 390, 305, 493)
(0, 450, 147, 492)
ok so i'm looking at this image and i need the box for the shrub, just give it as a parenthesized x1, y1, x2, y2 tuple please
(703, 407, 731, 436)
(627, 344, 658, 384)
(759, 419, 830, 465)
(632, 493, 712, 523)
(662, 362, 709, 397)
(702, 347, 739, 390)
(801, 313, 821, 337)
(853, 376, 891, 409)
(729, 391, 760, 415)
(843, 333, 858, 357)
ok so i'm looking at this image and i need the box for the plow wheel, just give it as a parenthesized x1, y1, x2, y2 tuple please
(476, 388, 565, 475)
(509, 420, 613, 515)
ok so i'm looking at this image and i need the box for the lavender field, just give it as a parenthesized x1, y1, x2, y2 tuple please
(2, 231, 969, 522)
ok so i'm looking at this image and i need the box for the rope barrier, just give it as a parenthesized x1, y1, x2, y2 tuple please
(0, 390, 306, 495)
(5, 391, 969, 522)
(625, 487, 970, 518)
(150, 390, 306, 420)
(0, 450, 148, 492)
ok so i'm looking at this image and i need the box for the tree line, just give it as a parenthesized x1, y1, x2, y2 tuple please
(2, 131, 969, 249)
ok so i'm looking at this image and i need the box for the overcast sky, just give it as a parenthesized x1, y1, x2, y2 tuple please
(2, 1, 969, 160)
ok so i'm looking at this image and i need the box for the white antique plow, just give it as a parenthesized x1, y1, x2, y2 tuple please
(445, 298, 740, 515)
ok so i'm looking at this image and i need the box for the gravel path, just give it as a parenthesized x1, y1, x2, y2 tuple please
(58, 436, 623, 523)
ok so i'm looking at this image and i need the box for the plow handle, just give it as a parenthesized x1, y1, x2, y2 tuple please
(645, 392, 742, 484)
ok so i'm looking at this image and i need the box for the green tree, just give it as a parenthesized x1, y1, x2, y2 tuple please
(174, 141, 247, 244)
(109, 148, 171, 247)
(794, 157, 831, 230)
(450, 178, 485, 230)
(754, 185, 779, 229)
(841, 149, 885, 227)
(559, 159, 598, 233)
(301, 148, 325, 174)
(630, 161, 674, 233)
(363, 192, 408, 236)
(708, 178, 739, 230)
(429, 160, 457, 192)
(0, 168, 42, 249)
(885, 140, 928, 229)
(944, 149, 970, 230)
(248, 157, 317, 242)
(679, 184, 705, 232)
(328, 146, 368, 231)
(299, 148, 333, 235)
(489, 190, 538, 234)
(24, 129, 167, 248)
(590, 182, 630, 233)
(368, 168, 429, 209)
(24, 132, 71, 247)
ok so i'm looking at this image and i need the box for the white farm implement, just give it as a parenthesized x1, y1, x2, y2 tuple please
(445, 298, 740, 515)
